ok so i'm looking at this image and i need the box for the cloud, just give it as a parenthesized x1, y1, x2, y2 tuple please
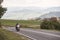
(2, 0, 60, 7)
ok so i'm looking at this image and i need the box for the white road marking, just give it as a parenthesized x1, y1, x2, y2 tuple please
(17, 32, 37, 40)
(21, 29, 60, 37)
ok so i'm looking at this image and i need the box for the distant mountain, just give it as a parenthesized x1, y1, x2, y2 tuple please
(2, 7, 60, 20)
(7, 7, 60, 13)
(40, 12, 60, 19)
(39, 7, 60, 19)
(6, 7, 43, 13)
(45, 7, 60, 12)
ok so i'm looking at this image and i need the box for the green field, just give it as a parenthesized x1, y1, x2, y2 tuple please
(1, 19, 41, 29)
(0, 28, 29, 40)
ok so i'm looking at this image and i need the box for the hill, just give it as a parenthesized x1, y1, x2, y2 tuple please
(40, 12, 60, 19)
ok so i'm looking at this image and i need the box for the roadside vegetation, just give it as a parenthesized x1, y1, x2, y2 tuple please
(0, 28, 29, 40)
(40, 19, 60, 30)
(1, 19, 41, 29)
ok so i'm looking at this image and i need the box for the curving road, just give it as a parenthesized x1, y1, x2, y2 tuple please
(3, 27, 60, 40)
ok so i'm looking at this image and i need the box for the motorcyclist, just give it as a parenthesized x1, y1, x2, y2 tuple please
(15, 23, 20, 31)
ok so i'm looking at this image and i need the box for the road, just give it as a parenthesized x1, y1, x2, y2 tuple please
(3, 27, 60, 40)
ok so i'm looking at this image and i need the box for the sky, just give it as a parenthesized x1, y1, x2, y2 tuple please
(2, 0, 60, 8)
(1, 0, 60, 20)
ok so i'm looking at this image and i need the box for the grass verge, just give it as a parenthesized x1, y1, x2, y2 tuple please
(0, 28, 29, 40)
(1, 19, 41, 28)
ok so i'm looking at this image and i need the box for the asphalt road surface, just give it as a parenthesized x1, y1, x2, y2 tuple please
(3, 27, 60, 40)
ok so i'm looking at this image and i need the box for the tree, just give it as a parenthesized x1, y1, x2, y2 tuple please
(0, 7, 7, 18)
(0, 0, 7, 27)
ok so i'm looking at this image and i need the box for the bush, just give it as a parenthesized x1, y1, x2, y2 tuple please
(40, 20, 60, 30)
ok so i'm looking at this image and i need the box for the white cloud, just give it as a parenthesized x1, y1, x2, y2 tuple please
(2, 0, 60, 7)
